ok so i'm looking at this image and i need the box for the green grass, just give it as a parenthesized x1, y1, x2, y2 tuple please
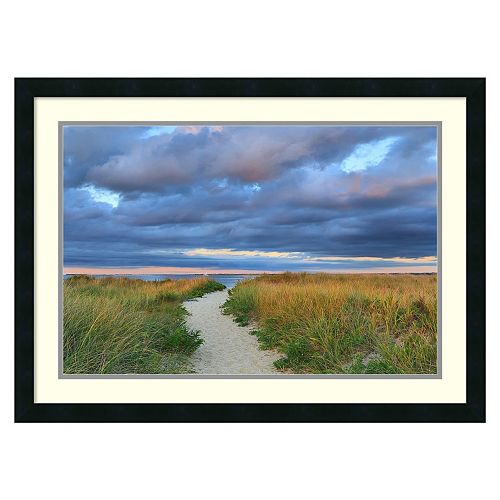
(63, 275, 225, 374)
(223, 273, 437, 374)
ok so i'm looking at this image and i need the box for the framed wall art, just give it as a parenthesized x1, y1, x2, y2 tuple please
(15, 78, 485, 422)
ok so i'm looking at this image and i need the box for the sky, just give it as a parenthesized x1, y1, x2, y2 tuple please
(63, 124, 438, 274)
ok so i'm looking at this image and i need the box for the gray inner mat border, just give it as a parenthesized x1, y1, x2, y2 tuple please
(58, 120, 442, 380)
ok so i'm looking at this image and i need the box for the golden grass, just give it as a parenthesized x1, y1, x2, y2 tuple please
(223, 273, 437, 374)
(63, 275, 225, 374)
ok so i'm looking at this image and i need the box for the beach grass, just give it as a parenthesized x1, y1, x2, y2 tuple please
(223, 272, 437, 374)
(63, 275, 225, 374)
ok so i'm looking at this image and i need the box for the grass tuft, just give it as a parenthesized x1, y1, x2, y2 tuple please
(63, 275, 225, 374)
(223, 272, 437, 374)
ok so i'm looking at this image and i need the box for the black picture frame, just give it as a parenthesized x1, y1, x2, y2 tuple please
(15, 78, 486, 422)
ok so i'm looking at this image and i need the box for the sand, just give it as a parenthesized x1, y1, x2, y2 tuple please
(183, 290, 281, 374)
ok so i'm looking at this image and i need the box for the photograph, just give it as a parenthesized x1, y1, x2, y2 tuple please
(63, 123, 438, 376)
(15, 77, 484, 422)
(5, 3, 493, 498)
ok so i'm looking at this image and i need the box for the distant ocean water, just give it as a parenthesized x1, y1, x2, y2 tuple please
(63, 273, 259, 289)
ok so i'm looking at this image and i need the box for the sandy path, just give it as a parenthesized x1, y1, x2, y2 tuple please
(183, 290, 281, 374)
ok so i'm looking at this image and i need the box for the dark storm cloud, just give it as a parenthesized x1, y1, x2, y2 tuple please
(63, 125, 438, 270)
(64, 126, 149, 188)
(82, 126, 432, 192)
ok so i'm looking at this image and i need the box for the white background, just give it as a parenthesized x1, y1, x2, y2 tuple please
(0, 1, 496, 499)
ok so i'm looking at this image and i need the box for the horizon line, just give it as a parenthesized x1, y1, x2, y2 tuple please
(64, 265, 438, 275)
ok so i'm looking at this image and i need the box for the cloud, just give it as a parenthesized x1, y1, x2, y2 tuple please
(63, 125, 438, 271)
(184, 248, 304, 259)
(81, 126, 433, 193)
(307, 255, 436, 264)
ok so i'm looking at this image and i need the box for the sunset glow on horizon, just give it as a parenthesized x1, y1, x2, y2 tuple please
(64, 266, 437, 276)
